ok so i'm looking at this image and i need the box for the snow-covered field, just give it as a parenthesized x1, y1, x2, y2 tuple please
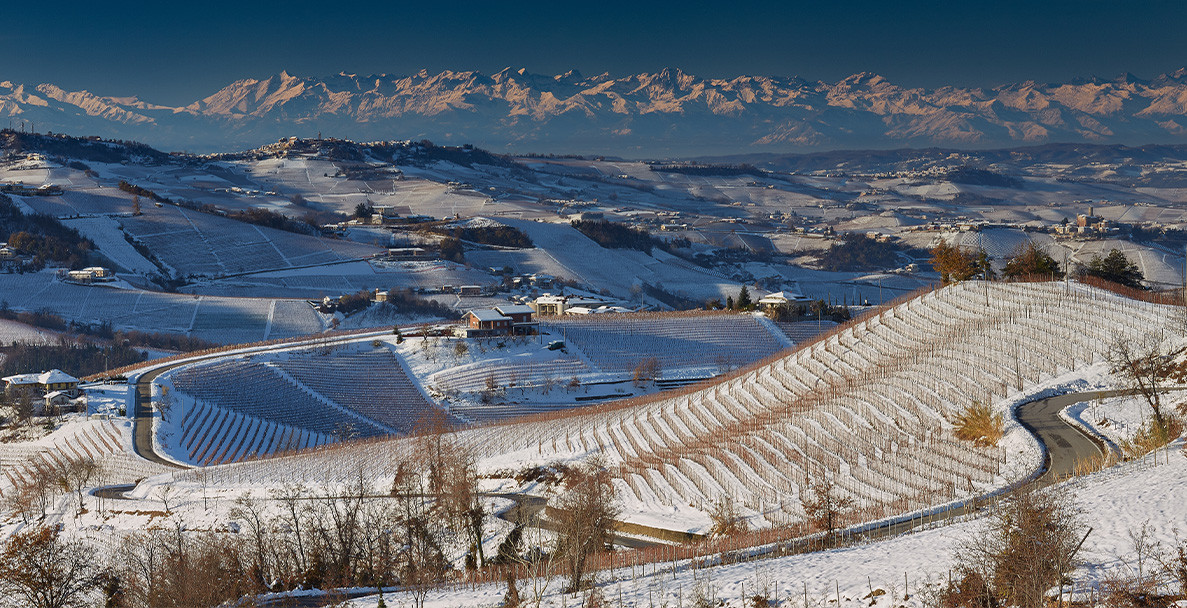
(1, 280, 1185, 608)
(182, 258, 495, 299)
(115, 203, 380, 277)
(337, 440, 1187, 608)
(0, 318, 57, 345)
(159, 281, 1171, 544)
(465, 219, 749, 302)
(148, 313, 803, 463)
(0, 271, 331, 342)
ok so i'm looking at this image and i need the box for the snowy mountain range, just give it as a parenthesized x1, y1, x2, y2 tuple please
(6, 68, 1187, 155)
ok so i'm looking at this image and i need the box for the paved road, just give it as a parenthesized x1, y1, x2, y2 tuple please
(131, 366, 185, 469)
(1015, 390, 1117, 484)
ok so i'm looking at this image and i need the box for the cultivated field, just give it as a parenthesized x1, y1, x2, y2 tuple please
(0, 271, 330, 342)
(172, 281, 1171, 536)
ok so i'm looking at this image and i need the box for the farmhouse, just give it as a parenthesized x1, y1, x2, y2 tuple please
(758, 290, 811, 310)
(65, 266, 115, 284)
(462, 305, 538, 337)
(0, 243, 30, 270)
(3, 369, 81, 398)
(495, 304, 538, 334)
(463, 309, 512, 337)
(532, 294, 616, 315)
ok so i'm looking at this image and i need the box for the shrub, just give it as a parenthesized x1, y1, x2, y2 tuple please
(953, 402, 1004, 447)
(951, 484, 1084, 608)
(1120, 416, 1183, 460)
(708, 494, 748, 538)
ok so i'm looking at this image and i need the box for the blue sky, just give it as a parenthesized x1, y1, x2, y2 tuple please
(4, 0, 1186, 103)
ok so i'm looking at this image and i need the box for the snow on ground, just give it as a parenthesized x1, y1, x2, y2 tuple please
(84, 382, 131, 417)
(61, 215, 161, 275)
(340, 441, 1187, 608)
(182, 259, 495, 299)
(467, 218, 746, 302)
(0, 270, 329, 343)
(0, 318, 57, 345)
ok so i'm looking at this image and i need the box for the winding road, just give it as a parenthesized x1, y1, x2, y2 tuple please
(1015, 390, 1118, 484)
(131, 365, 185, 469)
(116, 358, 1127, 603)
(123, 374, 1117, 539)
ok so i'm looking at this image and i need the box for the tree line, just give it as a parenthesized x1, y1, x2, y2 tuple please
(570, 219, 689, 254)
(0, 416, 622, 608)
(930, 240, 1145, 288)
(0, 194, 96, 270)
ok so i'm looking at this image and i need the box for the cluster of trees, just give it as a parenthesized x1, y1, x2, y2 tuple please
(570, 219, 688, 254)
(437, 237, 466, 263)
(725, 285, 754, 311)
(1084, 248, 1145, 289)
(0, 417, 622, 607)
(648, 163, 764, 177)
(117, 180, 344, 237)
(941, 166, 1023, 188)
(0, 340, 146, 379)
(317, 289, 376, 315)
(0, 305, 216, 353)
(818, 233, 914, 272)
(931, 240, 1146, 289)
(319, 288, 460, 319)
(380, 288, 463, 320)
(224, 207, 326, 236)
(1, 130, 171, 165)
(116, 181, 167, 203)
(0, 195, 95, 270)
(424, 224, 533, 249)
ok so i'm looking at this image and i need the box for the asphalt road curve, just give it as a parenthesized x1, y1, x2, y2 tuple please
(1015, 390, 1120, 484)
(131, 366, 186, 469)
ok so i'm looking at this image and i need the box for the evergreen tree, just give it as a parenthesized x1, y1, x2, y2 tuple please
(1002, 242, 1063, 279)
(737, 285, 753, 310)
(1084, 248, 1144, 288)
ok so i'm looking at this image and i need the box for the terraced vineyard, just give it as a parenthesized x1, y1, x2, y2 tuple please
(161, 345, 445, 465)
(180, 281, 1172, 534)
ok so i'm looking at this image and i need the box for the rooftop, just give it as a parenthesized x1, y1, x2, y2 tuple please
(467, 309, 511, 322)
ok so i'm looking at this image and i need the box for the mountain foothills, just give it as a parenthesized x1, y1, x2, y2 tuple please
(7, 68, 1187, 154)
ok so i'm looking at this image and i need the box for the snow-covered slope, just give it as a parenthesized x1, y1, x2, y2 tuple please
(181, 281, 1175, 539)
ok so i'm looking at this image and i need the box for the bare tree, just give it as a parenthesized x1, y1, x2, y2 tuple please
(0, 525, 102, 608)
(949, 484, 1085, 608)
(632, 357, 661, 387)
(554, 456, 620, 593)
(1108, 331, 1187, 438)
(802, 475, 855, 545)
(390, 458, 448, 608)
(708, 493, 748, 538)
(271, 483, 311, 578)
(230, 494, 273, 589)
(50, 455, 100, 517)
(154, 386, 174, 423)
